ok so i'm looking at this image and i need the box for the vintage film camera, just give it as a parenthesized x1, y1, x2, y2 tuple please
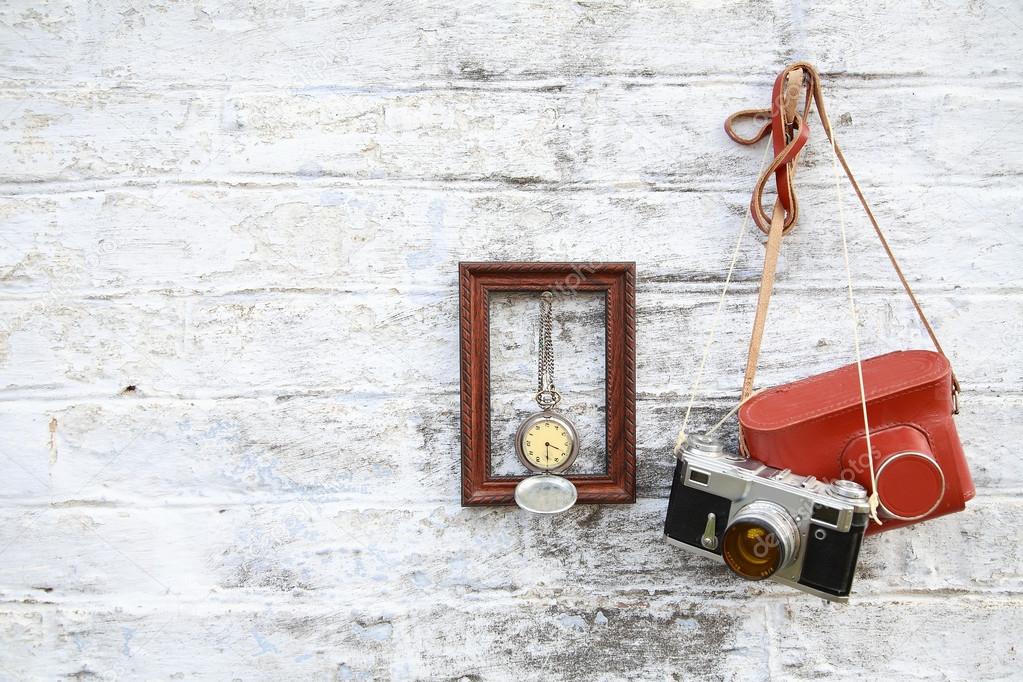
(665, 434, 870, 602)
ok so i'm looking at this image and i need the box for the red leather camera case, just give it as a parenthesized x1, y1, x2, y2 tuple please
(738, 350, 975, 534)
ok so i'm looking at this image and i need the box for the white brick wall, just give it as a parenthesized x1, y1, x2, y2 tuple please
(1, 1, 1020, 679)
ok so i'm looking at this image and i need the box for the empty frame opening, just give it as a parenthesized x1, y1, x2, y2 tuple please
(488, 290, 608, 477)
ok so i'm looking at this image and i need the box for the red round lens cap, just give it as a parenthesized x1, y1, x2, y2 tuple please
(875, 452, 945, 520)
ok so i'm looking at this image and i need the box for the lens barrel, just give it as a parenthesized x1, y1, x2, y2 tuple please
(722, 501, 800, 580)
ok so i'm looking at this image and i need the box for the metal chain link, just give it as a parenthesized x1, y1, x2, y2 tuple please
(535, 291, 560, 409)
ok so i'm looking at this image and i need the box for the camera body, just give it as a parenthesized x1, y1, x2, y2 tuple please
(664, 434, 870, 602)
(738, 350, 974, 534)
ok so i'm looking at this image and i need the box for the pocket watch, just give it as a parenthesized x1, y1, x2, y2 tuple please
(513, 291, 580, 514)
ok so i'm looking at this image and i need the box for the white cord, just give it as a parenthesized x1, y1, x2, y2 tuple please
(827, 126, 882, 525)
(705, 391, 759, 436)
(675, 142, 773, 454)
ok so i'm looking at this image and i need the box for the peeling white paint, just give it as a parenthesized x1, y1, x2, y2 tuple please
(0, 1, 1021, 680)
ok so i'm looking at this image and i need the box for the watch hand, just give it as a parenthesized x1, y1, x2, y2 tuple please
(548, 444, 563, 453)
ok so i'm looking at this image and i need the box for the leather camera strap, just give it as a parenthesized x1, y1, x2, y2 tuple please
(724, 62, 961, 402)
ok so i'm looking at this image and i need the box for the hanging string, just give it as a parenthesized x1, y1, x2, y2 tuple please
(675, 141, 774, 455)
(824, 116, 882, 525)
(704, 393, 758, 437)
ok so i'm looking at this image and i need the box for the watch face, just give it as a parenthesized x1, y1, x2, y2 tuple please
(516, 413, 579, 473)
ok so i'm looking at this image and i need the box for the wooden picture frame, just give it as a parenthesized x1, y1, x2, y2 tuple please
(459, 262, 636, 506)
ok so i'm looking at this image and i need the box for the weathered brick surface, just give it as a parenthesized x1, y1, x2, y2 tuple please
(0, 2, 1020, 679)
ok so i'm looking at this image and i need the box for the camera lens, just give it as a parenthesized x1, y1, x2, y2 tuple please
(722, 502, 800, 581)
(723, 522, 782, 579)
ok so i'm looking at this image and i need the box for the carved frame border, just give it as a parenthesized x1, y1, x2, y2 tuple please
(459, 262, 636, 506)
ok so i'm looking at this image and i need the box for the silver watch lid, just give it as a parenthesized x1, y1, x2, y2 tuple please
(514, 473, 577, 514)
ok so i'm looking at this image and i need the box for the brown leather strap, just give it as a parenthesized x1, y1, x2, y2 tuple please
(725, 68, 811, 235)
(741, 198, 786, 400)
(726, 62, 960, 400)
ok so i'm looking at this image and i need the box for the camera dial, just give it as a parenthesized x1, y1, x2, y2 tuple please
(682, 434, 726, 458)
(722, 501, 800, 581)
(828, 479, 868, 501)
(683, 434, 745, 461)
